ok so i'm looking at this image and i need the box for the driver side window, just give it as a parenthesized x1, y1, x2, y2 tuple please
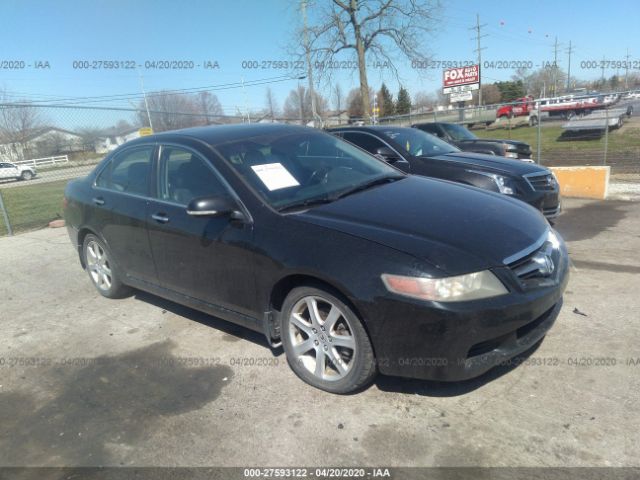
(157, 146, 228, 206)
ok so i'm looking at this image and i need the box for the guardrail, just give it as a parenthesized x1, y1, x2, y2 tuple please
(14, 155, 69, 168)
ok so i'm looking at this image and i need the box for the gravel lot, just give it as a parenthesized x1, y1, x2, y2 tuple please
(0, 197, 638, 470)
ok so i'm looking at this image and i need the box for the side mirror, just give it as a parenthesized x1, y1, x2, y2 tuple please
(375, 146, 401, 161)
(186, 195, 243, 219)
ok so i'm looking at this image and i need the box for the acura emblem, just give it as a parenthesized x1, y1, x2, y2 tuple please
(532, 252, 555, 276)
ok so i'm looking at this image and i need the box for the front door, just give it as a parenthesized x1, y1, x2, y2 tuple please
(146, 144, 256, 317)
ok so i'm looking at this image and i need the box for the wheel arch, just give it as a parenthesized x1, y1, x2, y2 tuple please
(266, 273, 373, 348)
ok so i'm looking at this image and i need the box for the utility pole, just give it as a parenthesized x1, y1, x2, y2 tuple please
(552, 36, 560, 97)
(470, 14, 487, 107)
(601, 55, 606, 85)
(241, 77, 251, 123)
(138, 70, 153, 131)
(566, 41, 573, 92)
(624, 48, 630, 90)
(301, 0, 321, 128)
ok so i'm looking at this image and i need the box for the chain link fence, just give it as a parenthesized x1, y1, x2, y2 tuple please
(377, 98, 639, 171)
(1, 98, 639, 236)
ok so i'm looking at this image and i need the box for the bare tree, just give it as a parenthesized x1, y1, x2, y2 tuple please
(307, 0, 439, 123)
(265, 87, 279, 122)
(196, 91, 224, 124)
(136, 91, 201, 132)
(283, 85, 309, 124)
(0, 91, 46, 160)
(412, 91, 435, 112)
(77, 127, 104, 152)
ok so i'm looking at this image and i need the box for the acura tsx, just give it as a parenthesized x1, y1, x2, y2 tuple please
(64, 123, 569, 393)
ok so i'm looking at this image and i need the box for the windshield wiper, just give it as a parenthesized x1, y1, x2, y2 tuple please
(278, 196, 336, 213)
(330, 174, 404, 201)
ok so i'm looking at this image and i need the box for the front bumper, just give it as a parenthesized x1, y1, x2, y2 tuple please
(518, 189, 561, 221)
(363, 259, 569, 381)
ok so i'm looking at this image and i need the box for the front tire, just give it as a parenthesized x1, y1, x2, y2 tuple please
(82, 234, 131, 298)
(281, 286, 376, 394)
(21, 171, 33, 180)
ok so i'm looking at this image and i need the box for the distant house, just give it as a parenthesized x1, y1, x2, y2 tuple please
(0, 127, 84, 162)
(324, 110, 349, 127)
(94, 128, 142, 154)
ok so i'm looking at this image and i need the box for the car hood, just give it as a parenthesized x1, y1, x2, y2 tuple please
(429, 152, 546, 175)
(293, 176, 549, 275)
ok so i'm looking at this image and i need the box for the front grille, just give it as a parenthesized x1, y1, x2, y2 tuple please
(507, 239, 561, 288)
(524, 172, 556, 191)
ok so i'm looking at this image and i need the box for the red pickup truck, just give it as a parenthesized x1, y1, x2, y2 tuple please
(496, 96, 535, 119)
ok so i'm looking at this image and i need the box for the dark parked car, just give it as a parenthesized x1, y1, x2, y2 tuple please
(64, 124, 568, 393)
(329, 126, 560, 222)
(412, 122, 532, 160)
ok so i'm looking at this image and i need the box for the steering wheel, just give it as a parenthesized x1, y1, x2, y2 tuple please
(308, 166, 331, 185)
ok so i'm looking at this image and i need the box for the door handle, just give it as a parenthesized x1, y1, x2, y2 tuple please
(151, 213, 169, 224)
(92, 197, 105, 206)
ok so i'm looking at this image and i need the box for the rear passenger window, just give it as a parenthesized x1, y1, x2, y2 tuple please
(157, 146, 228, 205)
(96, 146, 154, 196)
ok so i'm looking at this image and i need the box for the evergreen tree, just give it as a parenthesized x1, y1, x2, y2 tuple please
(396, 86, 412, 115)
(377, 83, 395, 117)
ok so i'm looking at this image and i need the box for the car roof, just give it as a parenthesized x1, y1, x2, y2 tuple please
(327, 125, 418, 134)
(128, 123, 316, 147)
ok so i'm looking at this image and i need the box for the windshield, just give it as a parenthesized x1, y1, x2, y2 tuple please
(214, 130, 403, 210)
(440, 123, 477, 141)
(380, 127, 460, 156)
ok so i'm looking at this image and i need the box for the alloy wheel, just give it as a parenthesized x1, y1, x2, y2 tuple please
(288, 296, 357, 381)
(86, 240, 113, 291)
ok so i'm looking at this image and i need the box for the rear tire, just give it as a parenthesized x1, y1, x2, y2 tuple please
(82, 234, 132, 299)
(281, 286, 377, 394)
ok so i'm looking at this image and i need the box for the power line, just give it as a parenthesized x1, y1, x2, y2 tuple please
(1, 75, 304, 107)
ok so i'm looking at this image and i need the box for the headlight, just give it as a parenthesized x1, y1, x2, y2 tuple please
(381, 270, 508, 302)
(468, 170, 517, 195)
(492, 174, 517, 194)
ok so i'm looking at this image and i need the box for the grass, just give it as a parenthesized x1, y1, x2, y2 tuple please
(0, 179, 68, 236)
(472, 121, 640, 164)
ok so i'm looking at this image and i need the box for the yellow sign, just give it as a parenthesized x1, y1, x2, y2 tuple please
(139, 127, 153, 136)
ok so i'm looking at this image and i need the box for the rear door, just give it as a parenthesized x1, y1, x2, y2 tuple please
(91, 144, 157, 284)
(146, 143, 257, 317)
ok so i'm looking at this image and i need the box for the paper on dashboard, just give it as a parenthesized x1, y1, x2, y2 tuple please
(251, 163, 300, 191)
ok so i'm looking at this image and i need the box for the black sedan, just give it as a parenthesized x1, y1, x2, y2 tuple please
(64, 124, 569, 393)
(328, 126, 561, 222)
(412, 122, 532, 160)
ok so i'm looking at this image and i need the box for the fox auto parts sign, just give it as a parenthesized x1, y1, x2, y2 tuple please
(443, 65, 480, 94)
